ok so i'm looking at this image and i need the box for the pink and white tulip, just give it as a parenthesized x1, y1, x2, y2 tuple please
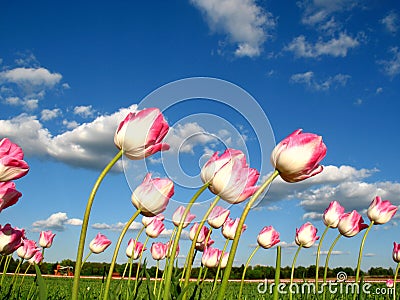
(39, 230, 56, 248)
(114, 108, 170, 160)
(201, 247, 221, 268)
(367, 196, 397, 225)
(0, 138, 29, 182)
(270, 129, 327, 183)
(17, 239, 39, 260)
(393, 242, 400, 263)
(126, 239, 147, 260)
(28, 251, 43, 265)
(142, 214, 165, 227)
(219, 251, 229, 269)
(195, 238, 215, 252)
(386, 279, 394, 288)
(222, 217, 247, 240)
(201, 149, 259, 204)
(89, 233, 112, 254)
(323, 201, 345, 228)
(0, 181, 22, 212)
(131, 173, 174, 217)
(189, 223, 210, 243)
(172, 205, 196, 228)
(257, 226, 280, 249)
(150, 242, 167, 260)
(295, 222, 319, 248)
(338, 210, 368, 238)
(165, 240, 180, 258)
(0, 224, 25, 255)
(145, 218, 165, 238)
(207, 206, 230, 229)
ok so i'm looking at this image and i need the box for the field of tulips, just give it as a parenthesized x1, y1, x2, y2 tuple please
(1, 107, 399, 299)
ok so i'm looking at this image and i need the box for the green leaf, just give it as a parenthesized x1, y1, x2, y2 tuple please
(34, 264, 48, 300)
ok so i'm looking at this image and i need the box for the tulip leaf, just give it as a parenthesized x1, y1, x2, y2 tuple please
(34, 263, 48, 300)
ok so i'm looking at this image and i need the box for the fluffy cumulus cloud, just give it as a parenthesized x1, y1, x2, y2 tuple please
(290, 71, 350, 90)
(0, 67, 62, 88)
(0, 104, 138, 170)
(258, 165, 400, 219)
(92, 221, 142, 231)
(190, 0, 276, 57)
(378, 47, 400, 77)
(381, 11, 399, 34)
(73, 105, 95, 118)
(41, 108, 62, 121)
(32, 212, 82, 231)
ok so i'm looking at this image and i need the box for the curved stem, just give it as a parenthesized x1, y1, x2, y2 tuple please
(133, 235, 150, 293)
(393, 262, 400, 300)
(182, 196, 220, 293)
(273, 246, 281, 300)
(103, 209, 141, 300)
(153, 260, 160, 296)
(212, 238, 229, 292)
(162, 183, 209, 299)
(238, 245, 260, 299)
(216, 170, 279, 300)
(71, 150, 123, 300)
(315, 226, 329, 290)
(289, 245, 303, 300)
(322, 233, 341, 300)
(82, 251, 92, 267)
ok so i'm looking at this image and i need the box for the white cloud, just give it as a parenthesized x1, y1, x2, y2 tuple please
(376, 87, 383, 94)
(378, 47, 400, 77)
(354, 98, 363, 105)
(0, 67, 62, 89)
(290, 71, 350, 90)
(285, 33, 359, 58)
(364, 253, 376, 257)
(62, 83, 70, 89)
(317, 250, 349, 256)
(73, 105, 95, 118)
(62, 119, 79, 129)
(4, 96, 39, 110)
(0, 104, 138, 170)
(32, 212, 82, 231)
(91, 221, 142, 231)
(190, 0, 276, 57)
(381, 11, 399, 34)
(41, 108, 62, 121)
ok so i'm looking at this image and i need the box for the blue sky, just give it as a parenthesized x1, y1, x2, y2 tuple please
(1, 0, 400, 272)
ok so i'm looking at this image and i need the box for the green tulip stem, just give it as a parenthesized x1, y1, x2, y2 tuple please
(153, 260, 160, 296)
(212, 238, 230, 292)
(103, 209, 141, 300)
(162, 183, 209, 300)
(216, 170, 279, 300)
(81, 251, 92, 267)
(238, 245, 260, 299)
(71, 150, 123, 300)
(322, 233, 341, 300)
(393, 262, 400, 300)
(133, 235, 150, 294)
(273, 246, 281, 300)
(289, 245, 303, 300)
(315, 226, 329, 290)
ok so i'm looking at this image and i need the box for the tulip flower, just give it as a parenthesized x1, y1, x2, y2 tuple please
(142, 213, 165, 227)
(0, 224, 25, 255)
(145, 218, 165, 238)
(222, 217, 247, 240)
(28, 251, 43, 265)
(172, 205, 196, 228)
(367, 196, 397, 225)
(323, 201, 345, 228)
(39, 230, 56, 248)
(270, 129, 327, 183)
(200, 149, 259, 204)
(114, 108, 170, 160)
(165, 240, 180, 258)
(219, 251, 229, 269)
(393, 242, 400, 263)
(126, 239, 146, 260)
(338, 210, 368, 237)
(257, 226, 280, 249)
(17, 239, 39, 260)
(0, 181, 22, 212)
(89, 233, 112, 254)
(201, 247, 221, 268)
(151, 242, 167, 260)
(295, 222, 319, 248)
(195, 238, 215, 252)
(207, 206, 230, 229)
(189, 223, 210, 243)
(0, 138, 29, 182)
(386, 279, 394, 288)
(131, 173, 174, 217)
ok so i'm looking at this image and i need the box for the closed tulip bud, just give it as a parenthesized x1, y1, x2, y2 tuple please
(39, 230, 56, 248)
(189, 223, 210, 243)
(126, 239, 146, 260)
(131, 173, 174, 217)
(257, 226, 280, 249)
(114, 108, 170, 160)
(151, 242, 167, 260)
(338, 210, 368, 238)
(201, 149, 259, 204)
(145, 218, 165, 238)
(393, 242, 400, 263)
(195, 238, 215, 252)
(89, 233, 112, 254)
(0, 224, 25, 255)
(386, 279, 394, 288)
(142, 214, 165, 227)
(172, 206, 196, 228)
(28, 251, 43, 265)
(367, 196, 397, 225)
(295, 222, 319, 248)
(201, 247, 221, 268)
(0, 138, 29, 182)
(0, 181, 22, 212)
(207, 206, 230, 229)
(17, 239, 39, 260)
(220, 251, 229, 269)
(165, 240, 179, 258)
(222, 218, 247, 240)
(271, 129, 327, 183)
(323, 201, 345, 228)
